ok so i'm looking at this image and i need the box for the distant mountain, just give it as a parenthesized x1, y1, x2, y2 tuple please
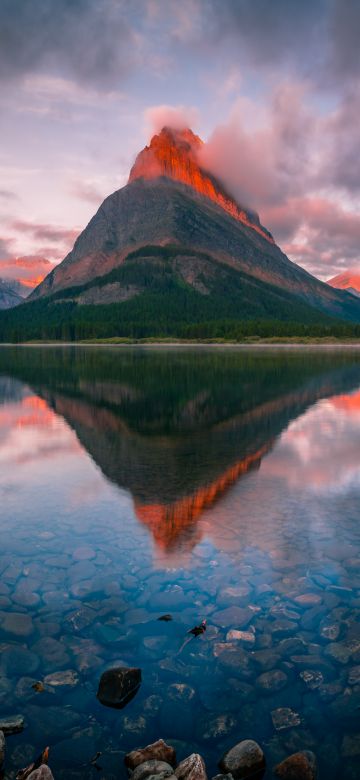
(0, 279, 25, 310)
(1, 126, 360, 339)
(327, 270, 360, 298)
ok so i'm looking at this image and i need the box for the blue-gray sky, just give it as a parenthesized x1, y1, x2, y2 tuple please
(0, 0, 359, 286)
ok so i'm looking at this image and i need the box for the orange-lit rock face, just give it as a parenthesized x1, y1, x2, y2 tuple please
(129, 127, 274, 243)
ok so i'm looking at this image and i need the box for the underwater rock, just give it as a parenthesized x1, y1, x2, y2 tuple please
(43, 670, 79, 687)
(131, 760, 174, 780)
(255, 670, 288, 694)
(271, 708, 301, 731)
(219, 739, 265, 779)
(274, 750, 317, 779)
(176, 753, 207, 780)
(0, 714, 24, 734)
(125, 740, 176, 770)
(97, 666, 141, 708)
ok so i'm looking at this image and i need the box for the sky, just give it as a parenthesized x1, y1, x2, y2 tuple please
(0, 0, 360, 287)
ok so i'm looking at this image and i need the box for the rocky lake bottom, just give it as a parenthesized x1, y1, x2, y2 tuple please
(0, 346, 360, 779)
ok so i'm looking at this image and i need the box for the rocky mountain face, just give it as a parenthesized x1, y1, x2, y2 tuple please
(328, 270, 360, 297)
(0, 279, 24, 310)
(28, 126, 360, 322)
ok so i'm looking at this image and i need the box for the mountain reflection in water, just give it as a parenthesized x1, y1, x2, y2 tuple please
(2, 346, 360, 554)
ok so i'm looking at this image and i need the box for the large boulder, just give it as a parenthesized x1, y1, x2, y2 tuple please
(175, 753, 207, 780)
(125, 740, 176, 769)
(274, 751, 317, 779)
(97, 666, 141, 708)
(219, 740, 265, 779)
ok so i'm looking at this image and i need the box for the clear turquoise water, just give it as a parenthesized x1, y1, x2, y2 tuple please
(0, 346, 360, 779)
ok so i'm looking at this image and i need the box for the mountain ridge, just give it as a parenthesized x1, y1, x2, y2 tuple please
(2, 124, 360, 338)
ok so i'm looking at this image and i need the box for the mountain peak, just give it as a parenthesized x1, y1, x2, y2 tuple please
(129, 126, 274, 242)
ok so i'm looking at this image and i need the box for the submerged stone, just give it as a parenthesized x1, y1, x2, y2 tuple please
(176, 753, 207, 780)
(274, 750, 317, 779)
(271, 708, 301, 731)
(212, 606, 253, 628)
(219, 739, 265, 779)
(97, 666, 141, 708)
(256, 669, 288, 694)
(226, 630, 255, 646)
(132, 760, 174, 780)
(44, 670, 79, 687)
(0, 714, 24, 734)
(125, 740, 176, 769)
(299, 670, 324, 690)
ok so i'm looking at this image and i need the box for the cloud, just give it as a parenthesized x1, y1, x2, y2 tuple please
(204, 0, 360, 87)
(199, 84, 316, 210)
(0, 237, 13, 259)
(0, 0, 138, 87)
(10, 220, 78, 245)
(70, 181, 104, 205)
(0, 254, 53, 287)
(145, 104, 200, 134)
(0, 189, 18, 201)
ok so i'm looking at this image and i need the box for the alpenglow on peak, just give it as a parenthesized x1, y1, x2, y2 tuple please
(129, 126, 274, 242)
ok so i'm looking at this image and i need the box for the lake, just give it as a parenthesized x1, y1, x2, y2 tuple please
(0, 346, 360, 780)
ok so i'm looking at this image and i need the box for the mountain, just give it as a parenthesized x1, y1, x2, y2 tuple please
(327, 270, 360, 298)
(2, 126, 360, 340)
(0, 279, 25, 310)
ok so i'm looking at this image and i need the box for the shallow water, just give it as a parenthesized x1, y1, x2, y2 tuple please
(0, 346, 360, 779)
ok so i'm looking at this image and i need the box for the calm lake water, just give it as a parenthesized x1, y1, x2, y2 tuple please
(0, 346, 360, 780)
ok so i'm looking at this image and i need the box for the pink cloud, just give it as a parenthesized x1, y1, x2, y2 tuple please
(145, 104, 200, 135)
(0, 255, 53, 287)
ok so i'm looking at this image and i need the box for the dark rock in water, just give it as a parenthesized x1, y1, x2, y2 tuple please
(274, 750, 317, 779)
(132, 760, 174, 780)
(0, 714, 24, 734)
(158, 615, 173, 622)
(27, 768, 54, 780)
(176, 753, 207, 780)
(256, 670, 288, 694)
(125, 741, 177, 770)
(299, 670, 324, 690)
(219, 739, 265, 779)
(271, 708, 301, 731)
(97, 666, 141, 708)
(0, 730, 5, 767)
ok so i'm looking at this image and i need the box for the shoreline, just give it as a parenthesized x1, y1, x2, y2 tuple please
(0, 340, 360, 351)
(2, 339, 360, 349)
